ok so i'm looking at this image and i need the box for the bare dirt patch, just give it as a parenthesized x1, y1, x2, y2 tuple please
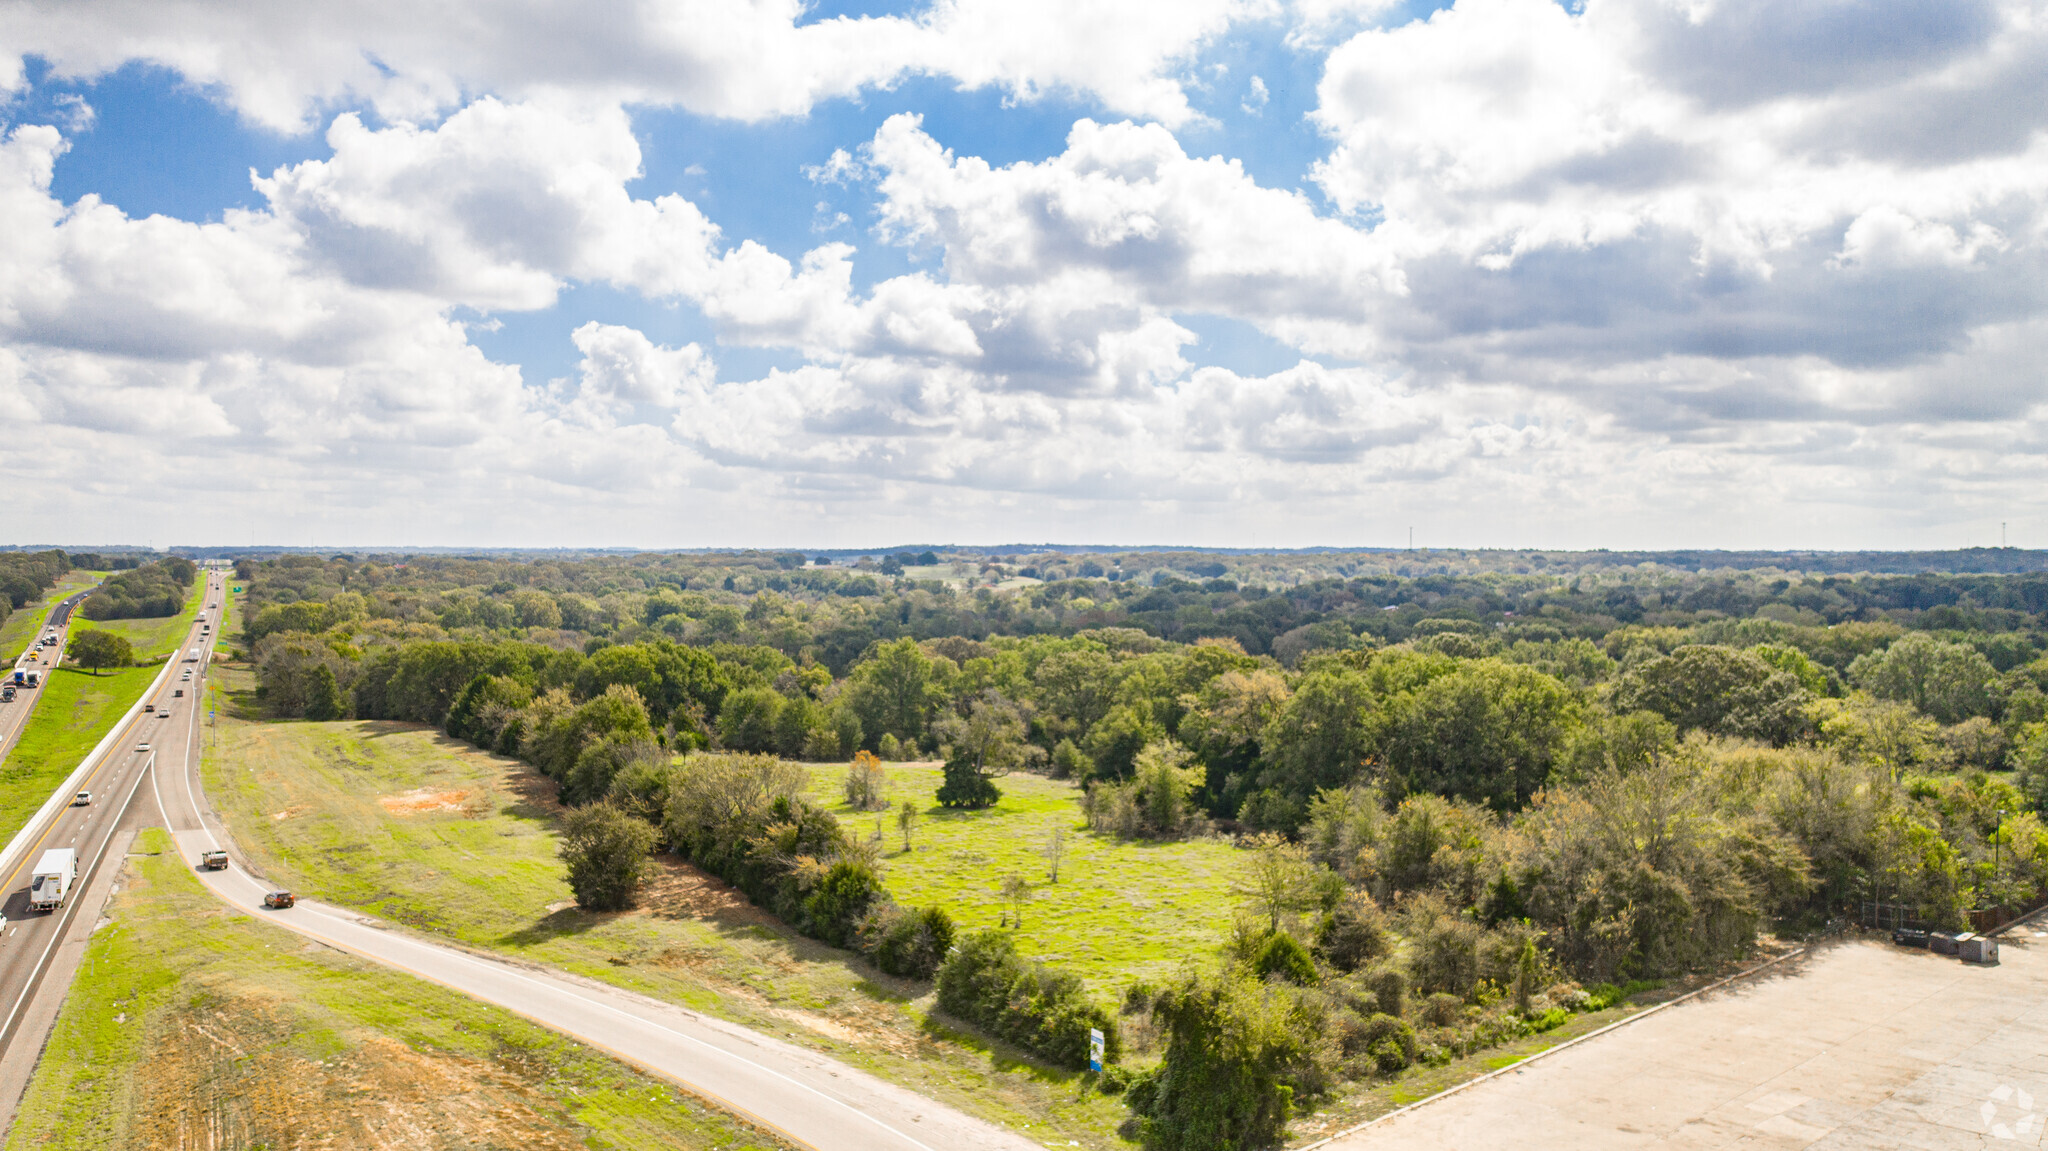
(632, 854, 782, 928)
(133, 996, 585, 1151)
(270, 805, 309, 821)
(378, 788, 472, 816)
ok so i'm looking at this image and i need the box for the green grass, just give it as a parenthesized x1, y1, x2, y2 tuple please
(810, 763, 1245, 989)
(0, 665, 156, 843)
(201, 671, 1134, 1148)
(7, 828, 787, 1151)
(71, 572, 205, 662)
(0, 571, 99, 664)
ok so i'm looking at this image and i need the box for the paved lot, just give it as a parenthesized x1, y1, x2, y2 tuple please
(1337, 921, 2048, 1150)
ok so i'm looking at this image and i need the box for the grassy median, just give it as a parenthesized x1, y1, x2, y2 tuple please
(202, 669, 1133, 1148)
(71, 571, 206, 662)
(6, 828, 790, 1151)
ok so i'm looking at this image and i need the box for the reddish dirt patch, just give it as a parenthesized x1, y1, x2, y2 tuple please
(632, 855, 782, 928)
(377, 789, 471, 816)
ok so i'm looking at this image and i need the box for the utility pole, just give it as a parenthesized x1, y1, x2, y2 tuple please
(1408, 527, 1414, 551)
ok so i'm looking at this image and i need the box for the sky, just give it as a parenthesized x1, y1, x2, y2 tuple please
(0, 0, 2044, 552)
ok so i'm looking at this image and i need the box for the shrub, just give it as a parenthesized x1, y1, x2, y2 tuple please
(1420, 992, 1464, 1027)
(1360, 963, 1406, 1018)
(1316, 892, 1389, 972)
(844, 749, 888, 810)
(559, 803, 656, 911)
(802, 859, 884, 948)
(860, 903, 956, 980)
(1251, 932, 1319, 986)
(935, 930, 1119, 1070)
(1338, 1012, 1417, 1074)
(1127, 970, 1321, 1151)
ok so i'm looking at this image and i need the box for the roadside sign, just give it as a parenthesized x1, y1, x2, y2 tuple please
(1089, 1027, 1104, 1072)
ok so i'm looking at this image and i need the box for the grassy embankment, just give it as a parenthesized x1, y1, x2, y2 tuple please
(201, 668, 1132, 1148)
(809, 762, 1242, 988)
(0, 570, 100, 664)
(6, 828, 789, 1151)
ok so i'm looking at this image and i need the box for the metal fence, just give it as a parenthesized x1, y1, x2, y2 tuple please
(1858, 902, 1929, 932)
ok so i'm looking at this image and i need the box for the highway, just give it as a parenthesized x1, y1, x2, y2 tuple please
(0, 582, 99, 765)
(0, 568, 1041, 1151)
(0, 566, 220, 1122)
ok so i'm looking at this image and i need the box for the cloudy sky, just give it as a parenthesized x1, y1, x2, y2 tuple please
(1, 0, 2043, 550)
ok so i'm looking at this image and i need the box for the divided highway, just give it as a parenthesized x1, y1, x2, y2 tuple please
(0, 583, 97, 765)
(0, 567, 1040, 1151)
(0, 568, 216, 1121)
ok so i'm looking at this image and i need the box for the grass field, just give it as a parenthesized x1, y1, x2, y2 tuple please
(6, 828, 787, 1151)
(201, 670, 1134, 1148)
(811, 763, 1244, 989)
(70, 572, 204, 662)
(0, 571, 99, 664)
(0, 665, 156, 844)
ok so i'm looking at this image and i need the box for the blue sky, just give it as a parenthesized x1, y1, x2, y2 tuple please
(0, 0, 2042, 550)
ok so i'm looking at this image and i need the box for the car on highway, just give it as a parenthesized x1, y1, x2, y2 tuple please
(200, 850, 229, 870)
(144, 703, 155, 713)
(263, 891, 296, 909)
(135, 742, 150, 753)
(173, 689, 184, 698)
(71, 792, 90, 806)
(1, 687, 13, 702)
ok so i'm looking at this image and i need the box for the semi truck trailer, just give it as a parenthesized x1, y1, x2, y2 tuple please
(28, 848, 76, 911)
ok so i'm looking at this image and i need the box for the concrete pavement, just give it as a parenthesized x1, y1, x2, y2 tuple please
(1330, 929, 2048, 1149)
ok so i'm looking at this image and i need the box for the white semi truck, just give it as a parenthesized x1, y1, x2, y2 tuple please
(28, 848, 76, 912)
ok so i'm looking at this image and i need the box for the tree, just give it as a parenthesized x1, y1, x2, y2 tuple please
(1378, 660, 1579, 811)
(847, 637, 937, 745)
(1850, 633, 1999, 724)
(66, 629, 132, 676)
(716, 685, 784, 752)
(1042, 824, 1067, 883)
(559, 803, 656, 911)
(935, 692, 1030, 808)
(1612, 646, 1809, 744)
(999, 873, 1033, 929)
(895, 797, 922, 852)
(844, 750, 889, 810)
(1235, 833, 1318, 933)
(304, 665, 348, 721)
(1257, 667, 1376, 810)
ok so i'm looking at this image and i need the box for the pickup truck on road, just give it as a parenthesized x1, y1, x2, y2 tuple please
(201, 850, 228, 870)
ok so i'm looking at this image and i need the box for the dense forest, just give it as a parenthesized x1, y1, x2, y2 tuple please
(0, 550, 70, 620)
(235, 548, 2048, 1147)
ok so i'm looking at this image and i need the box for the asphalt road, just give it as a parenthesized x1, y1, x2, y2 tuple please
(0, 568, 220, 1104)
(0, 583, 98, 765)
(137, 581, 1040, 1151)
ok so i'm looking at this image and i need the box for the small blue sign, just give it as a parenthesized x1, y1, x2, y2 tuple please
(1089, 1027, 1104, 1072)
